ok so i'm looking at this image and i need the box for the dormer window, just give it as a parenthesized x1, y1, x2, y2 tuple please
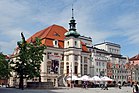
(53, 40, 58, 47)
(54, 33, 60, 37)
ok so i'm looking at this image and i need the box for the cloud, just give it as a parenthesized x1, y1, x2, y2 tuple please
(0, 0, 33, 54)
(0, 0, 31, 28)
(115, 14, 139, 44)
(0, 28, 31, 54)
(0, 40, 17, 54)
(0, 0, 139, 57)
(0, 0, 125, 54)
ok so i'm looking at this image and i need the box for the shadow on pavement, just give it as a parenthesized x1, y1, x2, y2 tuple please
(0, 87, 61, 93)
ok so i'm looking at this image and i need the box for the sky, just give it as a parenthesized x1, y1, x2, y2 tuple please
(0, 0, 139, 57)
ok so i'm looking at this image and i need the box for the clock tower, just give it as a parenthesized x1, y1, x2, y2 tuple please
(64, 8, 82, 76)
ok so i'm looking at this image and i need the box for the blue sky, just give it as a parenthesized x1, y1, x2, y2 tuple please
(0, 0, 139, 57)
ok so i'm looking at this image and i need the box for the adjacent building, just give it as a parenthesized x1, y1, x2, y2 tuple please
(129, 54, 139, 83)
(94, 42, 129, 84)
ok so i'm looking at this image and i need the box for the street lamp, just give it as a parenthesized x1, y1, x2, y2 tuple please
(70, 64, 72, 88)
(132, 71, 135, 82)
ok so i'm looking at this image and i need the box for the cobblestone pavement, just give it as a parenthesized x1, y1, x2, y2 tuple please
(0, 87, 132, 93)
(50, 87, 132, 93)
(0, 87, 56, 93)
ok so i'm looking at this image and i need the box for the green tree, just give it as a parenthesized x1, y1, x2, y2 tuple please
(0, 52, 11, 79)
(11, 33, 46, 89)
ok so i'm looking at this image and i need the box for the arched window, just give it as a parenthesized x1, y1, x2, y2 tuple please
(67, 41, 69, 46)
(75, 41, 77, 46)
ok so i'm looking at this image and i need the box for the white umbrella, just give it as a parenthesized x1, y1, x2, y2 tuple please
(89, 76, 101, 81)
(80, 75, 90, 81)
(101, 76, 113, 81)
(66, 75, 79, 81)
(76, 77, 82, 80)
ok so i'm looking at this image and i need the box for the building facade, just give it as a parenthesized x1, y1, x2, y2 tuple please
(94, 42, 129, 84)
(9, 9, 131, 87)
(129, 54, 139, 83)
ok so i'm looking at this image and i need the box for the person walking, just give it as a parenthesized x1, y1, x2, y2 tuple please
(133, 82, 139, 93)
(104, 82, 108, 90)
(118, 82, 122, 89)
(100, 81, 104, 90)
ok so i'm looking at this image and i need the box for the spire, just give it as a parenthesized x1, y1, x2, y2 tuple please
(69, 5, 76, 31)
(72, 4, 74, 19)
(64, 5, 80, 38)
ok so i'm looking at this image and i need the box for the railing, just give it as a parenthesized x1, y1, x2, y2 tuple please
(63, 74, 68, 87)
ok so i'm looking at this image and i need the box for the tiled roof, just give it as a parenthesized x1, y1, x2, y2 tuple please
(125, 63, 130, 69)
(27, 24, 67, 42)
(81, 41, 89, 52)
(27, 24, 89, 52)
(130, 54, 139, 61)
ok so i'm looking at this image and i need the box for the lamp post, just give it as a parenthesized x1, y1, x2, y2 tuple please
(121, 63, 123, 85)
(70, 63, 72, 88)
(132, 71, 135, 82)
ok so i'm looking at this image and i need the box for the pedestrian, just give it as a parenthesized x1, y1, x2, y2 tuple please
(82, 81, 85, 88)
(118, 82, 121, 89)
(133, 82, 139, 93)
(104, 82, 108, 90)
(100, 81, 104, 90)
(85, 81, 88, 89)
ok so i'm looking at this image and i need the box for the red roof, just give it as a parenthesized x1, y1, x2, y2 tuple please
(81, 41, 89, 52)
(130, 54, 139, 61)
(27, 24, 89, 52)
(125, 63, 130, 69)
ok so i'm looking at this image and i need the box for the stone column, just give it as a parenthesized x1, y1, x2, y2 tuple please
(55, 78, 58, 87)
(82, 57, 84, 75)
(64, 54, 67, 74)
(58, 60, 60, 74)
(87, 57, 90, 75)
(69, 62, 72, 76)
(41, 52, 47, 82)
(78, 55, 81, 76)
(71, 55, 75, 75)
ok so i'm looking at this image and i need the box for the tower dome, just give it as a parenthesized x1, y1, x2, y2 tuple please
(65, 8, 80, 38)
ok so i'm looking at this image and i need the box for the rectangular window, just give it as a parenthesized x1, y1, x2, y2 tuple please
(84, 57, 87, 63)
(96, 62, 99, 66)
(96, 68, 98, 72)
(81, 56, 82, 63)
(54, 53, 58, 55)
(81, 64, 83, 75)
(61, 54, 64, 61)
(47, 66, 51, 74)
(102, 62, 104, 66)
(47, 52, 52, 59)
(66, 55, 69, 61)
(84, 65, 87, 74)
(47, 79, 51, 82)
(60, 67, 64, 74)
(99, 62, 101, 66)
(74, 55, 78, 61)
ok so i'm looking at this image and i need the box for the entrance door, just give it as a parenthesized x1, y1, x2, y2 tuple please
(67, 66, 69, 74)
(75, 66, 78, 74)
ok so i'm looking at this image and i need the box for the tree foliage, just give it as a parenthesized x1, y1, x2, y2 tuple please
(0, 52, 11, 79)
(11, 33, 46, 79)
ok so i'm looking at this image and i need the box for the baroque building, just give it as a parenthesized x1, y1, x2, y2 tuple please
(9, 8, 92, 87)
(9, 8, 130, 87)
